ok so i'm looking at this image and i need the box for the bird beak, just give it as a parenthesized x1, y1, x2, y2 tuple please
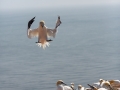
(62, 82, 67, 85)
(58, 16, 60, 19)
(41, 25, 44, 28)
(87, 84, 94, 89)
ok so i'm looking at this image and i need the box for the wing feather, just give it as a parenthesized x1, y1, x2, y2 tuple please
(27, 28, 39, 38)
(27, 17, 39, 39)
(46, 16, 61, 38)
(47, 28, 57, 38)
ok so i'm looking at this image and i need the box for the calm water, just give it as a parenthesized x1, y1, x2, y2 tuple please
(0, 6, 120, 90)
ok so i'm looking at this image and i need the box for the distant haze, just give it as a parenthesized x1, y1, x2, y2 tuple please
(0, 0, 120, 11)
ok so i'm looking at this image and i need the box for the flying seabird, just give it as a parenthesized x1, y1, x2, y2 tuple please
(27, 16, 61, 49)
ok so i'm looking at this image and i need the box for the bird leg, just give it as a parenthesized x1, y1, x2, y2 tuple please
(47, 39, 53, 42)
(35, 39, 53, 43)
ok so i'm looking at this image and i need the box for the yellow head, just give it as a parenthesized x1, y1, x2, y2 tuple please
(40, 20, 45, 27)
(78, 85, 82, 89)
(99, 79, 104, 85)
(56, 80, 66, 86)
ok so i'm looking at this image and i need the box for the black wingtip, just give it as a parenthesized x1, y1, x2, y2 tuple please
(58, 16, 60, 19)
(28, 16, 36, 29)
(87, 84, 94, 89)
(87, 84, 91, 87)
(32, 16, 36, 20)
(55, 16, 62, 29)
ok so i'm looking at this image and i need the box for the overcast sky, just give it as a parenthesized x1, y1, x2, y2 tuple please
(0, 0, 120, 11)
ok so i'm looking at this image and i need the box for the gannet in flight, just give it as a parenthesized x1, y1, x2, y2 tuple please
(27, 16, 61, 49)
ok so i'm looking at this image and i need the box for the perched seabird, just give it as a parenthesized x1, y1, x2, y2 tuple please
(99, 79, 113, 90)
(107, 80, 120, 90)
(27, 16, 61, 49)
(109, 80, 120, 87)
(88, 84, 107, 90)
(56, 80, 73, 90)
(71, 83, 76, 90)
(93, 79, 120, 90)
(93, 82, 101, 89)
(78, 85, 85, 90)
(92, 79, 106, 88)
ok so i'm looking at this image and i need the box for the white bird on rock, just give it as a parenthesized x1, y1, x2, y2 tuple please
(88, 84, 107, 90)
(99, 79, 114, 90)
(71, 83, 76, 90)
(27, 16, 61, 49)
(56, 80, 73, 90)
(78, 85, 85, 90)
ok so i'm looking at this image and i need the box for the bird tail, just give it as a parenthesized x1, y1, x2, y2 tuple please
(36, 40, 50, 49)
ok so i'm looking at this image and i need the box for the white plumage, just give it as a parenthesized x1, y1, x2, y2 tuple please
(27, 16, 61, 49)
(78, 85, 85, 90)
(56, 80, 73, 90)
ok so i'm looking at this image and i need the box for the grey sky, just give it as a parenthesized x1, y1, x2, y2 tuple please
(1, 0, 120, 11)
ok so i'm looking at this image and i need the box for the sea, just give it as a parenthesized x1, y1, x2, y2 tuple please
(0, 5, 120, 90)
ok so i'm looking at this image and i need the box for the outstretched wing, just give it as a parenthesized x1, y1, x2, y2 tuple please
(46, 16, 62, 38)
(27, 28, 39, 38)
(55, 16, 62, 28)
(47, 28, 57, 38)
(28, 17, 35, 29)
(27, 17, 39, 38)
